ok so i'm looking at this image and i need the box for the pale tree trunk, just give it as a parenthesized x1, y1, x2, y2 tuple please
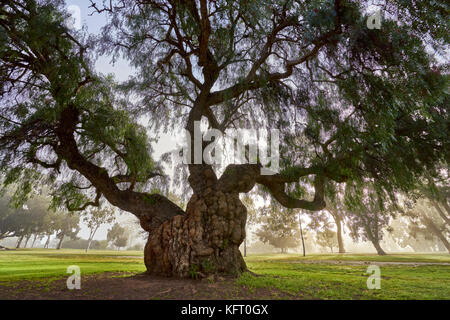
(298, 213, 305, 257)
(44, 234, 51, 249)
(16, 235, 24, 248)
(31, 234, 38, 248)
(85, 226, 99, 253)
(23, 234, 31, 248)
(57, 234, 64, 250)
(330, 209, 345, 253)
(144, 190, 247, 277)
(85, 237, 93, 253)
(336, 217, 345, 253)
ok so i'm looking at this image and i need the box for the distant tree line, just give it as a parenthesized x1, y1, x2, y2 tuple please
(0, 189, 133, 251)
(250, 172, 449, 255)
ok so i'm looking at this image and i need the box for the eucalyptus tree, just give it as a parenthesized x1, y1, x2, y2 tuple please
(324, 185, 347, 253)
(307, 208, 340, 253)
(0, 0, 448, 276)
(83, 207, 115, 252)
(344, 184, 396, 255)
(420, 172, 450, 227)
(404, 199, 450, 253)
(107, 222, 129, 250)
(256, 204, 300, 253)
(0, 195, 18, 240)
(55, 211, 80, 249)
(315, 227, 337, 253)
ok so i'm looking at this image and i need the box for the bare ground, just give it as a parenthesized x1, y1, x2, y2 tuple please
(0, 272, 298, 300)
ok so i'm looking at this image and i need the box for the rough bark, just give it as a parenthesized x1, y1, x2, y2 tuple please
(144, 188, 247, 278)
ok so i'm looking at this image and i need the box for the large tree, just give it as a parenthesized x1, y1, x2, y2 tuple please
(0, 0, 448, 277)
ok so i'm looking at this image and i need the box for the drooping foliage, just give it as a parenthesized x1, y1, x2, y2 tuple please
(0, 0, 448, 235)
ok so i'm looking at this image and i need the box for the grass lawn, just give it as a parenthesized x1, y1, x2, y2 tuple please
(240, 253, 450, 299)
(0, 249, 146, 283)
(0, 249, 448, 299)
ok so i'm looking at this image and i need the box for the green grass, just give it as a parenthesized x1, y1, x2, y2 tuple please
(238, 253, 450, 300)
(0, 249, 145, 284)
(0, 249, 448, 299)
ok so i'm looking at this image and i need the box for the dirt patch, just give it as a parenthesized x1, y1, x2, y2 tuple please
(284, 260, 450, 266)
(0, 272, 298, 300)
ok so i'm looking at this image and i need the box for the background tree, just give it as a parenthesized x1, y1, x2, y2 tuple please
(0, 192, 51, 248)
(0, 0, 448, 277)
(344, 185, 395, 255)
(54, 212, 80, 250)
(256, 204, 300, 253)
(388, 217, 444, 253)
(308, 210, 339, 253)
(404, 199, 450, 253)
(298, 212, 306, 256)
(315, 228, 338, 253)
(324, 184, 347, 253)
(420, 171, 450, 228)
(22, 194, 53, 248)
(42, 210, 59, 249)
(83, 208, 115, 252)
(107, 223, 129, 250)
(0, 195, 20, 241)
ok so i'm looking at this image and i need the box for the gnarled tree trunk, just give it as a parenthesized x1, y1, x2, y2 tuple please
(144, 189, 247, 277)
